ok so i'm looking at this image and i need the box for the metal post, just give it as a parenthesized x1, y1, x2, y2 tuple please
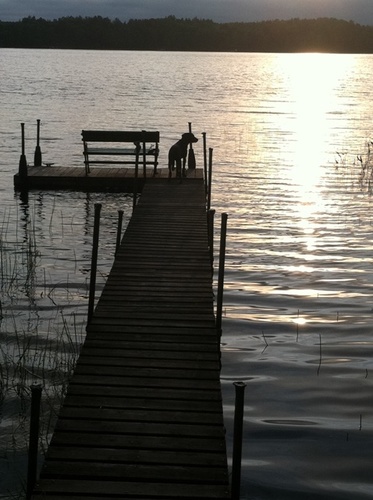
(116, 210, 124, 255)
(207, 209, 215, 270)
(202, 132, 207, 196)
(207, 147, 213, 210)
(26, 383, 42, 500)
(216, 212, 228, 336)
(87, 203, 102, 324)
(231, 381, 247, 500)
(34, 119, 42, 166)
(19, 122, 28, 177)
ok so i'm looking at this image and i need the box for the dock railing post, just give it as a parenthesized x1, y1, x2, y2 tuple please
(202, 132, 208, 196)
(133, 143, 140, 213)
(231, 381, 247, 500)
(207, 147, 213, 211)
(87, 203, 102, 324)
(207, 208, 215, 270)
(216, 212, 228, 337)
(26, 383, 42, 500)
(19, 122, 28, 178)
(116, 210, 124, 255)
(34, 119, 42, 167)
(141, 130, 147, 179)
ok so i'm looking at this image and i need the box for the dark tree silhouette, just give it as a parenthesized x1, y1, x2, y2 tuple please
(1, 16, 372, 52)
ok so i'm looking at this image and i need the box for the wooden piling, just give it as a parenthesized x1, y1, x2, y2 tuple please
(87, 203, 102, 324)
(26, 384, 42, 500)
(19, 123, 28, 177)
(34, 119, 42, 167)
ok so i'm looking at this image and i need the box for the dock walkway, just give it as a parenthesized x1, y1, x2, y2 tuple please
(32, 179, 230, 499)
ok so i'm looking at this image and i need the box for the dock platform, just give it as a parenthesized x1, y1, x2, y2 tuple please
(31, 179, 230, 499)
(14, 166, 203, 192)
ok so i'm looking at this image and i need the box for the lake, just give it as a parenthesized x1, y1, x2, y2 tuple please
(1, 49, 373, 499)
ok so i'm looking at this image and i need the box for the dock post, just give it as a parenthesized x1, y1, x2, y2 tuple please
(202, 132, 208, 196)
(188, 122, 196, 170)
(34, 119, 42, 167)
(207, 208, 215, 270)
(216, 212, 228, 337)
(207, 148, 213, 211)
(116, 210, 124, 255)
(26, 383, 42, 500)
(19, 122, 28, 178)
(87, 203, 102, 324)
(231, 381, 247, 500)
(133, 149, 139, 212)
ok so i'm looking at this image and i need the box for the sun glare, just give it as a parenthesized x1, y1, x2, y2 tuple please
(280, 53, 354, 189)
(270, 54, 357, 261)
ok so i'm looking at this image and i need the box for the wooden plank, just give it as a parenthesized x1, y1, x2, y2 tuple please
(62, 393, 223, 413)
(58, 407, 225, 426)
(65, 384, 222, 402)
(54, 418, 225, 439)
(32, 479, 230, 499)
(76, 348, 219, 362)
(49, 432, 225, 453)
(76, 355, 220, 370)
(40, 461, 228, 483)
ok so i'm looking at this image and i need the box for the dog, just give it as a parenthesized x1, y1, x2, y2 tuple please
(168, 132, 198, 179)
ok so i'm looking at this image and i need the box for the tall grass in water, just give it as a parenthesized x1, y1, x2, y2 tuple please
(335, 140, 373, 193)
(0, 209, 85, 499)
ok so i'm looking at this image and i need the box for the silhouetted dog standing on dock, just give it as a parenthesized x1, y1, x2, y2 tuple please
(168, 132, 198, 179)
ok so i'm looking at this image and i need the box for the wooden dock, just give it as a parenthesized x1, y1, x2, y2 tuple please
(31, 179, 230, 499)
(14, 165, 203, 192)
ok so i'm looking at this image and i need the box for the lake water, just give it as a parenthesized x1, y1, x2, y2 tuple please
(1, 49, 373, 499)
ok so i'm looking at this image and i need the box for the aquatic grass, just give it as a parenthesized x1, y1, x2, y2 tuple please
(357, 140, 373, 192)
(335, 139, 373, 193)
(0, 209, 86, 499)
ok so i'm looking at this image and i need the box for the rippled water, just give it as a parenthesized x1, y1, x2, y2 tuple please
(1, 49, 373, 499)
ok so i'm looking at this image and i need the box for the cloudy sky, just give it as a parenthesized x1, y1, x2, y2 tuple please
(1, 0, 373, 25)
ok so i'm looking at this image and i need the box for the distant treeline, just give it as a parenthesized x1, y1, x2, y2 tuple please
(1, 15, 373, 53)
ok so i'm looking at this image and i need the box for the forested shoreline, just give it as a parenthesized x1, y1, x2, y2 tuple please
(1, 15, 373, 53)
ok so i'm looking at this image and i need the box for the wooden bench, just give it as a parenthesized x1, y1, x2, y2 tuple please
(81, 130, 160, 177)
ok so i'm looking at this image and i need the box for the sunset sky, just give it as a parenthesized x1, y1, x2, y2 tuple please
(1, 0, 373, 25)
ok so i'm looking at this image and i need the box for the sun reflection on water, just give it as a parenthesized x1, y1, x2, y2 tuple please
(283, 53, 356, 181)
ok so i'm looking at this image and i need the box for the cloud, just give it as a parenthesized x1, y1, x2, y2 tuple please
(0, 0, 372, 25)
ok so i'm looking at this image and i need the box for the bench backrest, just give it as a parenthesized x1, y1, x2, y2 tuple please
(81, 130, 160, 143)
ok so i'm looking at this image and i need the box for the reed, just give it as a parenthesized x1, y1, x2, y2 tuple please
(0, 210, 84, 499)
(335, 140, 373, 193)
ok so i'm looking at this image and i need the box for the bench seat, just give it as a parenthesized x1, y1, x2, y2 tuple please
(82, 130, 160, 177)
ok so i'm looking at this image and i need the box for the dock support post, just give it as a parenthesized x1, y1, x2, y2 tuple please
(116, 210, 124, 255)
(19, 122, 28, 178)
(231, 381, 247, 500)
(207, 148, 213, 211)
(34, 119, 42, 167)
(187, 122, 196, 170)
(207, 208, 215, 270)
(87, 203, 102, 324)
(202, 132, 208, 196)
(26, 383, 42, 500)
(216, 212, 228, 337)
(133, 151, 139, 213)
